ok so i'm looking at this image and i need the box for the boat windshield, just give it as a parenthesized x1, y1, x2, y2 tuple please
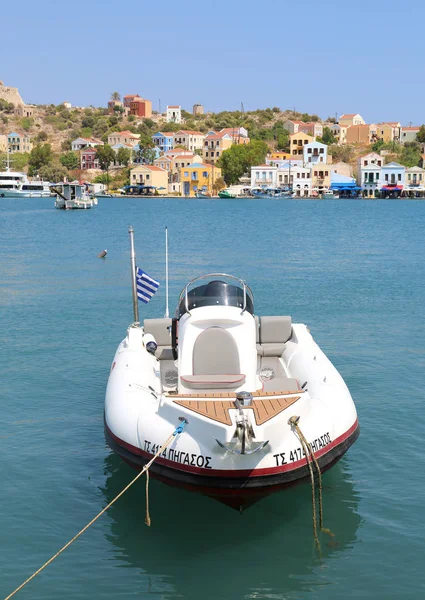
(178, 276, 254, 318)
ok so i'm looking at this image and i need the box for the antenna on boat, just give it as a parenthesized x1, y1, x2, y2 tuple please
(128, 226, 140, 326)
(164, 227, 169, 318)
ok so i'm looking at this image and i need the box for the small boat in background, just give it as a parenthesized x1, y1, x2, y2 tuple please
(218, 189, 236, 198)
(53, 183, 95, 210)
(251, 187, 291, 199)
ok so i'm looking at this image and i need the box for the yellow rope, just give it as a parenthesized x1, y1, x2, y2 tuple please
(145, 469, 151, 527)
(288, 416, 334, 552)
(4, 431, 177, 600)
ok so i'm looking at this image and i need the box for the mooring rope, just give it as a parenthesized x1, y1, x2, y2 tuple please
(4, 420, 187, 600)
(288, 415, 334, 553)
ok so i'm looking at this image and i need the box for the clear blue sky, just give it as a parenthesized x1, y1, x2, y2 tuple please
(3, 0, 424, 124)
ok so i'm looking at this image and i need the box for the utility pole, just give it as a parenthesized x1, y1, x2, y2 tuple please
(158, 98, 161, 114)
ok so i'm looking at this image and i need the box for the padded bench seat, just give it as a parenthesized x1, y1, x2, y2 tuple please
(180, 374, 246, 389)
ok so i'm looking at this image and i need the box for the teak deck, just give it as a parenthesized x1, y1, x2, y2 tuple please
(173, 392, 302, 426)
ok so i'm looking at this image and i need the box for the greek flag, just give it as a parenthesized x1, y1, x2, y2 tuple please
(136, 267, 160, 304)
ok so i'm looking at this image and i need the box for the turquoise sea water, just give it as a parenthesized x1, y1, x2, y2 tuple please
(1, 197, 424, 599)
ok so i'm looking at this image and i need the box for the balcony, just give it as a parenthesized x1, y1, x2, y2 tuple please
(255, 178, 273, 184)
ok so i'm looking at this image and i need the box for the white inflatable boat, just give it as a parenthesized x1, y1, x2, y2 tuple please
(105, 231, 359, 510)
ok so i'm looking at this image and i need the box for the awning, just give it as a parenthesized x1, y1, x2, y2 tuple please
(381, 186, 403, 191)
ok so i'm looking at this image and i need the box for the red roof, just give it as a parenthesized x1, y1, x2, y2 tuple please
(340, 114, 359, 119)
(205, 131, 231, 140)
(403, 127, 420, 131)
(124, 94, 139, 98)
(168, 105, 180, 108)
(144, 165, 167, 172)
(112, 131, 139, 137)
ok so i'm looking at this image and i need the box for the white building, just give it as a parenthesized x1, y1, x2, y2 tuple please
(173, 130, 205, 151)
(251, 165, 278, 188)
(303, 141, 328, 165)
(166, 105, 182, 123)
(71, 137, 103, 151)
(405, 166, 425, 194)
(276, 164, 312, 197)
(380, 162, 405, 198)
(400, 127, 420, 144)
(330, 124, 348, 144)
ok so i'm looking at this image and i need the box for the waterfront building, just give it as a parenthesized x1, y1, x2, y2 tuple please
(152, 132, 175, 153)
(72, 137, 103, 151)
(80, 147, 100, 170)
(203, 131, 233, 164)
(330, 172, 360, 197)
(193, 104, 204, 116)
(166, 105, 182, 123)
(404, 166, 425, 195)
(380, 161, 405, 198)
(338, 113, 365, 127)
(276, 164, 312, 197)
(107, 131, 140, 147)
(219, 127, 250, 144)
(290, 132, 314, 157)
(346, 124, 377, 145)
(311, 166, 331, 194)
(377, 122, 401, 143)
(173, 130, 205, 152)
(330, 124, 349, 144)
(130, 96, 152, 118)
(250, 165, 278, 188)
(400, 127, 420, 144)
(130, 164, 168, 190)
(180, 162, 222, 197)
(7, 132, 32, 153)
(163, 148, 193, 159)
(303, 141, 328, 165)
(358, 152, 383, 171)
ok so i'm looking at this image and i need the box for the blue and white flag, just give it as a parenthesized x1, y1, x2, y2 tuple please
(136, 267, 160, 304)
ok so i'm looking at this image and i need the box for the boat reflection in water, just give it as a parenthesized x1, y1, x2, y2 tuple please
(100, 453, 361, 599)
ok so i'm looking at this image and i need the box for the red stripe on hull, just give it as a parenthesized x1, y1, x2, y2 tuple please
(105, 419, 358, 478)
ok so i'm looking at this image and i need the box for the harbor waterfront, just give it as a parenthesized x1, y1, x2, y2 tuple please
(1, 197, 425, 599)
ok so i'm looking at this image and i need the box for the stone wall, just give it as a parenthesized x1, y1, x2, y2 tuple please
(0, 81, 24, 106)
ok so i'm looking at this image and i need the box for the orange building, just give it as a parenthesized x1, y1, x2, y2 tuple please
(130, 96, 152, 118)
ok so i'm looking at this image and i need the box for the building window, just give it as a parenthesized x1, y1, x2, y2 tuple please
(320, 148, 324, 153)
(398, 174, 401, 181)
(408, 174, 411, 180)
(385, 174, 389, 181)
(364, 160, 368, 166)
(202, 172, 208, 178)
(184, 171, 188, 177)
(308, 148, 312, 154)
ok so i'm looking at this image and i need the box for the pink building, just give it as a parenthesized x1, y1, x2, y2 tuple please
(81, 147, 100, 170)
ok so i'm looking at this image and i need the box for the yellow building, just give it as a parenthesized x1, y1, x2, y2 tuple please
(290, 132, 313, 156)
(129, 165, 168, 191)
(180, 162, 222, 197)
(377, 122, 401, 143)
(203, 132, 233, 164)
(312, 166, 331, 193)
(269, 151, 292, 161)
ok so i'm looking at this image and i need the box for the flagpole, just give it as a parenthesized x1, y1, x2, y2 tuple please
(164, 227, 169, 318)
(128, 226, 140, 325)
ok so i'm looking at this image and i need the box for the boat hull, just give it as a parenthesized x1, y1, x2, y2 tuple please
(105, 418, 359, 509)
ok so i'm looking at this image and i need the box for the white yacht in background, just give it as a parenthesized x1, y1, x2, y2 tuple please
(0, 154, 52, 198)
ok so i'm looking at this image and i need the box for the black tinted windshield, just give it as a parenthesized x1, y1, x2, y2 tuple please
(178, 280, 253, 318)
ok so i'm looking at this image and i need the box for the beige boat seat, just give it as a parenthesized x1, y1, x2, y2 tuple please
(143, 318, 173, 360)
(256, 316, 292, 357)
(181, 326, 245, 390)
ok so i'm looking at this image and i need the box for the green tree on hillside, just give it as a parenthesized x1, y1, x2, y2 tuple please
(416, 125, 425, 144)
(318, 127, 336, 145)
(28, 144, 54, 175)
(96, 144, 115, 171)
(39, 161, 68, 183)
(60, 151, 79, 170)
(398, 142, 422, 167)
(110, 91, 121, 101)
(116, 147, 132, 167)
(137, 147, 157, 165)
(218, 140, 269, 185)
